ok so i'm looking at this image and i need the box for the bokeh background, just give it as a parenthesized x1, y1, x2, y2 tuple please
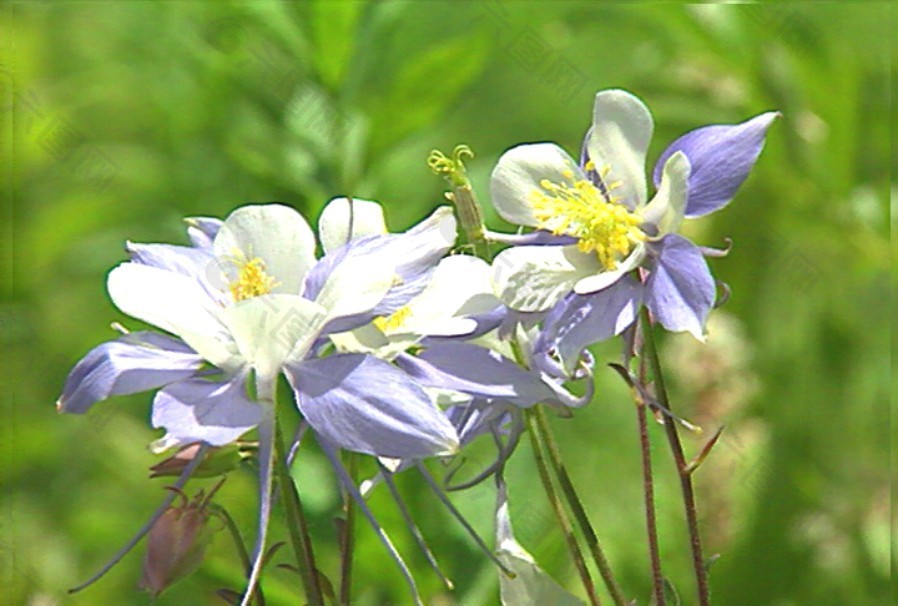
(2, 1, 892, 605)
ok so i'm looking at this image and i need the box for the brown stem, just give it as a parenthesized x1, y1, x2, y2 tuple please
(640, 309, 710, 606)
(635, 384, 666, 606)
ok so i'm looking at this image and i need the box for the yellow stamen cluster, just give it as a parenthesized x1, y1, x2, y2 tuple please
(373, 305, 413, 334)
(530, 164, 645, 270)
(229, 255, 279, 302)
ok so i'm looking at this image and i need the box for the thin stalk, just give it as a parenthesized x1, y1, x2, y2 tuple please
(427, 145, 491, 260)
(633, 385, 666, 606)
(640, 308, 710, 606)
(212, 505, 266, 606)
(338, 452, 357, 606)
(533, 407, 628, 606)
(525, 409, 602, 606)
(270, 405, 325, 606)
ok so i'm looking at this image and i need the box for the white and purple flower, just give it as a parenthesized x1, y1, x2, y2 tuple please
(489, 89, 777, 350)
(58, 200, 460, 604)
(59, 201, 460, 458)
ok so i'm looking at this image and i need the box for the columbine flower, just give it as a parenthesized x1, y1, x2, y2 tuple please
(59, 201, 459, 457)
(58, 200, 460, 603)
(330, 253, 505, 360)
(489, 89, 777, 341)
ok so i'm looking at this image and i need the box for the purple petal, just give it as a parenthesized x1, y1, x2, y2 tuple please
(58, 333, 204, 414)
(645, 234, 715, 339)
(301, 235, 387, 334)
(535, 277, 643, 375)
(395, 344, 552, 407)
(303, 209, 455, 328)
(151, 375, 263, 447)
(285, 354, 459, 458)
(485, 230, 577, 246)
(185, 217, 223, 249)
(653, 112, 778, 218)
(126, 242, 214, 277)
(445, 401, 511, 446)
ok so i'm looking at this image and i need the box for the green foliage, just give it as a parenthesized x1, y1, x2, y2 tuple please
(1, 1, 890, 605)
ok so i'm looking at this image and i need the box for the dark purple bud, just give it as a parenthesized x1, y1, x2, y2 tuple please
(139, 481, 223, 597)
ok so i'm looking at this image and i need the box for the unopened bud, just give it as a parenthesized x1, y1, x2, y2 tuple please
(149, 442, 249, 479)
(139, 482, 223, 597)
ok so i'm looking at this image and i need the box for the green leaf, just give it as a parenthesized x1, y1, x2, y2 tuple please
(370, 33, 488, 152)
(309, 0, 367, 89)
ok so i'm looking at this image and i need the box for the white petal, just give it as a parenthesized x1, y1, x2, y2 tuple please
(318, 197, 388, 253)
(221, 294, 327, 377)
(490, 143, 584, 227)
(573, 242, 647, 294)
(399, 255, 499, 335)
(491, 245, 598, 312)
(588, 89, 654, 209)
(329, 323, 391, 355)
(640, 151, 690, 237)
(107, 263, 225, 341)
(314, 253, 397, 322)
(213, 204, 317, 296)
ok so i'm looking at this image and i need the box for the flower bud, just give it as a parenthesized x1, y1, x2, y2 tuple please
(139, 483, 222, 597)
(149, 442, 248, 479)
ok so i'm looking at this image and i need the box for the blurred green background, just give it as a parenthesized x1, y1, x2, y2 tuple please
(1, 1, 892, 605)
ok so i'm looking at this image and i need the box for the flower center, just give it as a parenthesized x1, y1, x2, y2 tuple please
(229, 254, 279, 302)
(372, 305, 412, 334)
(530, 163, 645, 270)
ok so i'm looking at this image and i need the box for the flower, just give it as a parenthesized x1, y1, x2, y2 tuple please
(489, 89, 777, 342)
(58, 201, 460, 457)
(58, 200, 461, 604)
(330, 253, 505, 360)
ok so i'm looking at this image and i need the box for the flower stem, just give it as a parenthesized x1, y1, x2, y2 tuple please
(525, 408, 602, 606)
(428, 145, 491, 261)
(639, 308, 710, 606)
(532, 407, 628, 606)
(632, 360, 666, 606)
(267, 381, 325, 606)
(339, 452, 357, 606)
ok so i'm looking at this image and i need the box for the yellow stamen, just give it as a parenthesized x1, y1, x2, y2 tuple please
(228, 253, 279, 302)
(530, 167, 645, 270)
(373, 305, 412, 334)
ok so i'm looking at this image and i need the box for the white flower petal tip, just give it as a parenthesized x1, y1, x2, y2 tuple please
(319, 197, 388, 253)
(424, 205, 458, 247)
(641, 151, 691, 236)
(490, 143, 581, 227)
(213, 204, 317, 296)
(589, 89, 655, 208)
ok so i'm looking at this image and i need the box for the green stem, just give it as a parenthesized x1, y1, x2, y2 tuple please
(212, 505, 266, 606)
(339, 452, 358, 606)
(640, 308, 710, 606)
(263, 377, 325, 606)
(428, 145, 491, 260)
(525, 409, 602, 606)
(533, 407, 628, 606)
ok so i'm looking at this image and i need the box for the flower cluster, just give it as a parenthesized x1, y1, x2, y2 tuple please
(58, 88, 775, 605)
